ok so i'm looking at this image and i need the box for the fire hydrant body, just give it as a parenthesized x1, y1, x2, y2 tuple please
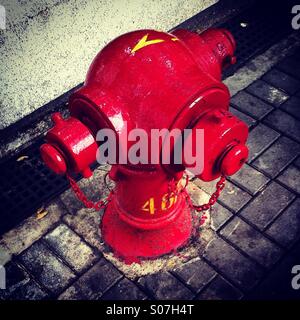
(40, 28, 249, 261)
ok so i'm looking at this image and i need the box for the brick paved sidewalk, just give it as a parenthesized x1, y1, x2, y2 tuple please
(1, 44, 300, 301)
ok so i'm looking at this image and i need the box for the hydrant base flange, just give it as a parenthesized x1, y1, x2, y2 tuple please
(101, 196, 192, 262)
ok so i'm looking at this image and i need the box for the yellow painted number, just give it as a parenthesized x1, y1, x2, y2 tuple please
(142, 193, 177, 215)
(161, 193, 177, 211)
(142, 197, 156, 215)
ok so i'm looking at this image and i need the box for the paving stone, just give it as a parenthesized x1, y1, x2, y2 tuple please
(2, 279, 47, 300)
(263, 109, 300, 143)
(231, 91, 273, 119)
(292, 48, 300, 59)
(218, 181, 252, 213)
(266, 199, 300, 248)
(240, 181, 296, 230)
(294, 156, 300, 168)
(101, 278, 147, 300)
(58, 258, 122, 300)
(277, 165, 300, 194)
(197, 275, 243, 300)
(203, 237, 263, 291)
(195, 179, 252, 213)
(280, 96, 300, 120)
(138, 272, 194, 300)
(228, 164, 270, 195)
(246, 80, 289, 107)
(252, 136, 300, 178)
(210, 202, 232, 231)
(57, 285, 86, 300)
(0, 262, 48, 300)
(60, 168, 113, 214)
(245, 241, 300, 300)
(262, 68, 300, 95)
(63, 208, 103, 251)
(19, 241, 76, 295)
(44, 224, 99, 273)
(193, 178, 217, 196)
(246, 123, 280, 162)
(172, 258, 216, 293)
(0, 262, 27, 294)
(0, 244, 11, 265)
(277, 56, 300, 80)
(186, 182, 210, 206)
(230, 106, 257, 128)
(220, 217, 283, 268)
(0, 200, 66, 256)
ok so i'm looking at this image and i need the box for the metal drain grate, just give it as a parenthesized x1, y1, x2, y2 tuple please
(0, 141, 69, 235)
(0, 1, 296, 236)
(219, 2, 293, 78)
(0, 140, 99, 235)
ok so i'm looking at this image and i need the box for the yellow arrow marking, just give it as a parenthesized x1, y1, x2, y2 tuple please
(131, 34, 165, 53)
(171, 37, 179, 41)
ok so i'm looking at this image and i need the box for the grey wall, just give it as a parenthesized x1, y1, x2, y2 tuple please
(0, 0, 217, 130)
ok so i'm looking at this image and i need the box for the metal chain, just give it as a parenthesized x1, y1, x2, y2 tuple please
(66, 169, 225, 213)
(180, 174, 226, 235)
(66, 173, 112, 211)
(184, 175, 226, 212)
(167, 173, 226, 212)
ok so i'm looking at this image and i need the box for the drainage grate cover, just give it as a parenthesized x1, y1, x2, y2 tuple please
(0, 1, 295, 236)
(219, 2, 293, 78)
(0, 141, 69, 235)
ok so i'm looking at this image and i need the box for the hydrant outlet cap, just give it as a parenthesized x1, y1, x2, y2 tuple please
(40, 143, 67, 175)
(51, 112, 64, 125)
(221, 144, 248, 176)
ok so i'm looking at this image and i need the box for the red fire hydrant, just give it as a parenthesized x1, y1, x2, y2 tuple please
(40, 29, 248, 262)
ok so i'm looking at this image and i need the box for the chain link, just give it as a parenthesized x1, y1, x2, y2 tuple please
(167, 173, 226, 212)
(192, 175, 226, 212)
(164, 173, 226, 235)
(182, 174, 226, 212)
(66, 173, 112, 211)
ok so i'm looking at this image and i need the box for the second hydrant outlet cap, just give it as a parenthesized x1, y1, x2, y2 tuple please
(221, 144, 249, 176)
